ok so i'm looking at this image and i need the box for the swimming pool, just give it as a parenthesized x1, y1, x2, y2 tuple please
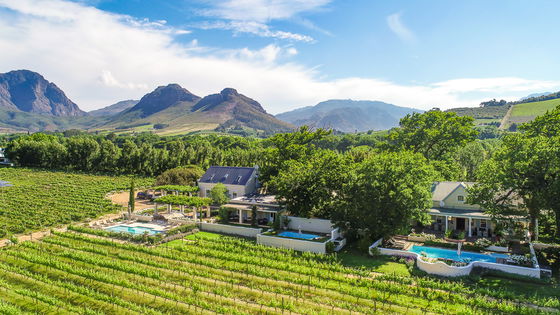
(408, 245, 509, 263)
(105, 225, 161, 235)
(277, 231, 320, 240)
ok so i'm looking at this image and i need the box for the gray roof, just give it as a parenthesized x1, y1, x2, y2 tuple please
(431, 181, 474, 201)
(199, 166, 256, 186)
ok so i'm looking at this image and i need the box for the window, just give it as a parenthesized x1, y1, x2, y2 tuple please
(232, 192, 238, 198)
(480, 220, 487, 228)
(457, 195, 464, 202)
(206, 190, 210, 196)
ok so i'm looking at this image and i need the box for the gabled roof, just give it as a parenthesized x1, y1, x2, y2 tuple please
(431, 181, 474, 201)
(199, 166, 256, 186)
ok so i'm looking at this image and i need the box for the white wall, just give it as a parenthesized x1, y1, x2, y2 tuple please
(257, 234, 327, 254)
(286, 216, 334, 234)
(198, 183, 249, 199)
(199, 222, 262, 238)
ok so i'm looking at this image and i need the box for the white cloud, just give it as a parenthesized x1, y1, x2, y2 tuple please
(99, 70, 148, 89)
(0, 0, 559, 114)
(201, 0, 331, 22)
(198, 20, 313, 42)
(195, 0, 331, 42)
(387, 12, 415, 43)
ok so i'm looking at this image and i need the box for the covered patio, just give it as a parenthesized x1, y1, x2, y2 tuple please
(428, 208, 496, 238)
(222, 195, 285, 227)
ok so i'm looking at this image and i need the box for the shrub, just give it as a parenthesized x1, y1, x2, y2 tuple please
(325, 241, 335, 254)
(153, 123, 169, 130)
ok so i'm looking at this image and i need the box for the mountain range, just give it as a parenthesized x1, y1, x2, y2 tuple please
(0, 69, 431, 135)
(276, 99, 422, 132)
(0, 70, 292, 135)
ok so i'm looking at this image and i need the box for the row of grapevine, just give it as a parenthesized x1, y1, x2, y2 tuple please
(0, 229, 552, 314)
(0, 168, 152, 237)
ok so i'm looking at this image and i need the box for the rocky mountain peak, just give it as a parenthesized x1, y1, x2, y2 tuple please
(0, 69, 85, 117)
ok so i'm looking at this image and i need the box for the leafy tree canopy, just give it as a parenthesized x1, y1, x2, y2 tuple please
(272, 150, 350, 218)
(332, 150, 436, 241)
(155, 165, 204, 186)
(387, 110, 478, 161)
(209, 183, 230, 206)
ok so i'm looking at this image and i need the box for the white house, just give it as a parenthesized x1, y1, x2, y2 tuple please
(198, 166, 258, 199)
(427, 181, 526, 238)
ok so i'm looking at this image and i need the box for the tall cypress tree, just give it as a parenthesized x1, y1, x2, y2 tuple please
(128, 178, 135, 217)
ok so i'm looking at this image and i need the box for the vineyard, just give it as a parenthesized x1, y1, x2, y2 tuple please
(0, 229, 558, 314)
(0, 168, 152, 237)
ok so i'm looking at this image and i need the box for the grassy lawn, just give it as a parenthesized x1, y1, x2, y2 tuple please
(511, 98, 560, 117)
(336, 245, 411, 276)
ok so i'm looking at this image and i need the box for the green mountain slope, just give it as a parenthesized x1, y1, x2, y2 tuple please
(97, 85, 293, 135)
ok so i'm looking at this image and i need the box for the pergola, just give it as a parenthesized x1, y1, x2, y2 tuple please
(153, 185, 199, 196)
(155, 195, 211, 221)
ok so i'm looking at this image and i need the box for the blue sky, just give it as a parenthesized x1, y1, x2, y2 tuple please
(0, 0, 559, 113)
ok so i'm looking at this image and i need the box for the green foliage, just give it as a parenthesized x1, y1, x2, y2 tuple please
(332, 151, 436, 240)
(152, 185, 199, 194)
(325, 241, 335, 254)
(260, 126, 332, 185)
(1, 229, 554, 314)
(155, 166, 204, 186)
(156, 195, 211, 207)
(272, 150, 349, 218)
(218, 207, 235, 224)
(128, 178, 135, 215)
(251, 205, 258, 227)
(209, 183, 230, 206)
(387, 110, 478, 161)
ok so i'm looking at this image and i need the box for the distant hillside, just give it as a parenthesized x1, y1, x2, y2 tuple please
(100, 85, 293, 135)
(520, 92, 552, 101)
(88, 100, 138, 116)
(0, 70, 85, 117)
(276, 99, 422, 132)
(0, 108, 107, 132)
(446, 105, 510, 126)
(503, 98, 560, 128)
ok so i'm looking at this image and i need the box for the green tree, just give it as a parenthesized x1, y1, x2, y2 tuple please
(66, 137, 100, 171)
(128, 178, 135, 217)
(155, 165, 204, 186)
(387, 110, 477, 160)
(272, 150, 349, 218)
(468, 134, 553, 240)
(455, 141, 488, 181)
(251, 205, 258, 227)
(332, 151, 436, 241)
(209, 183, 230, 206)
(260, 126, 332, 185)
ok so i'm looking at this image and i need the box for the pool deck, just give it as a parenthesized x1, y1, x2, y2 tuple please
(105, 222, 168, 232)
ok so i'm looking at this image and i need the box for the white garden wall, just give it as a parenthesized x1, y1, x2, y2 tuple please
(371, 244, 541, 278)
(286, 216, 333, 234)
(199, 222, 262, 238)
(257, 234, 327, 254)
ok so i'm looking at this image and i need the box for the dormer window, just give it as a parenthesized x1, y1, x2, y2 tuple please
(209, 174, 215, 181)
(236, 175, 242, 183)
(457, 195, 464, 202)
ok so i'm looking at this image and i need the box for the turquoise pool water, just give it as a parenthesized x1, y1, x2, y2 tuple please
(408, 245, 509, 263)
(277, 231, 320, 240)
(105, 225, 161, 235)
